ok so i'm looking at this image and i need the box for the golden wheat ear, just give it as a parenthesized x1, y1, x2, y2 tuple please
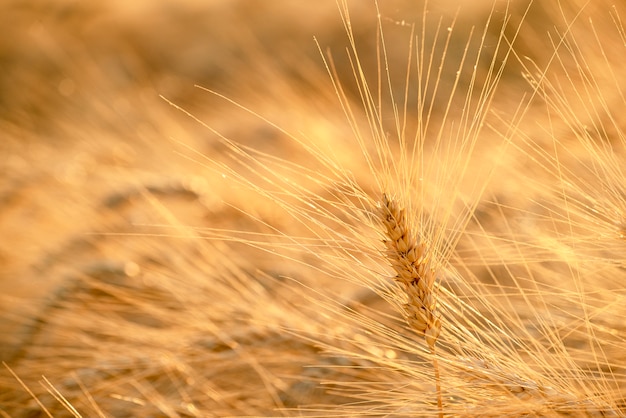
(378, 193, 442, 350)
(378, 192, 444, 415)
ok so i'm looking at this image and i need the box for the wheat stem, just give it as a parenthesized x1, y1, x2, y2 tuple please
(432, 349, 443, 418)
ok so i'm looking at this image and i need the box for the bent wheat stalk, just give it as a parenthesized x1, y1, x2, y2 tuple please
(378, 192, 443, 416)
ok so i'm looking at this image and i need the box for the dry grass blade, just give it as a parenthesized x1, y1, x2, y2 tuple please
(2, 362, 53, 418)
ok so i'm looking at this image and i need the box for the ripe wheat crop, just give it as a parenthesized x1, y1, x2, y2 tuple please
(0, 0, 625, 417)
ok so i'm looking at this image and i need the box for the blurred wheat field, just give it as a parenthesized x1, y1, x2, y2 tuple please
(1, 0, 625, 416)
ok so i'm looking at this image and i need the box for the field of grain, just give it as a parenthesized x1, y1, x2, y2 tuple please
(1, 1, 625, 416)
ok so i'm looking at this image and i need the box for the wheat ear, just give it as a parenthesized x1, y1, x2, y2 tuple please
(379, 193, 442, 348)
(379, 193, 443, 414)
